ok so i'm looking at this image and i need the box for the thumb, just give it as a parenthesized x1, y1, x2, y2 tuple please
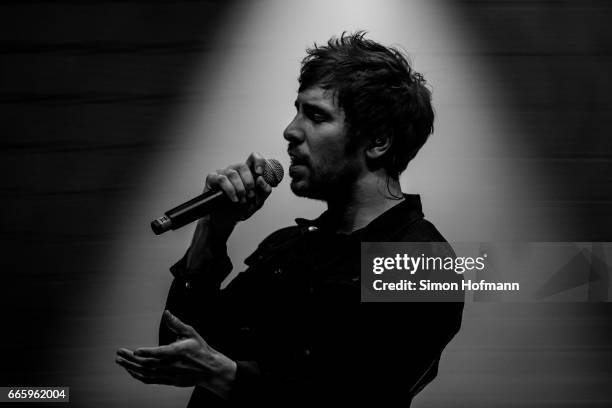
(164, 310, 195, 337)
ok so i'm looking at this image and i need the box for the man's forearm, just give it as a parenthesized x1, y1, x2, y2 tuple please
(161, 213, 236, 347)
(185, 214, 236, 271)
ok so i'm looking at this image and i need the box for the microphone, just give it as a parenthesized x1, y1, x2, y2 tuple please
(151, 159, 284, 235)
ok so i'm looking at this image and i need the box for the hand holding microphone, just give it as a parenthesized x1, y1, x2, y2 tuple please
(151, 153, 284, 235)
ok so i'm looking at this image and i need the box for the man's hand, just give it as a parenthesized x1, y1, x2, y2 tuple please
(116, 310, 237, 399)
(183, 152, 273, 270)
(205, 152, 273, 223)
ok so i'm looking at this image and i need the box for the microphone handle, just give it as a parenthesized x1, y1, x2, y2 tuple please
(151, 189, 229, 235)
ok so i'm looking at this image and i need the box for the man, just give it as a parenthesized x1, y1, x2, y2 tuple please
(116, 32, 463, 406)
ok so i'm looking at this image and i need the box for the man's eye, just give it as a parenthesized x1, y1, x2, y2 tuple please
(310, 112, 326, 123)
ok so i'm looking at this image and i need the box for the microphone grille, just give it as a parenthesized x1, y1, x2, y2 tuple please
(263, 159, 284, 187)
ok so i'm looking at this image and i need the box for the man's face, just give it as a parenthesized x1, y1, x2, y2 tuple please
(283, 86, 365, 200)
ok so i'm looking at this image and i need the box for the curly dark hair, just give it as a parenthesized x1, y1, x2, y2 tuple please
(299, 31, 434, 180)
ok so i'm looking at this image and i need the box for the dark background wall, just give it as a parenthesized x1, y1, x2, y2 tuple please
(0, 2, 239, 405)
(453, 0, 612, 239)
(1, 1, 611, 407)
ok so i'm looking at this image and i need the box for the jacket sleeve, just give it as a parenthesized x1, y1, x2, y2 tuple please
(159, 248, 233, 345)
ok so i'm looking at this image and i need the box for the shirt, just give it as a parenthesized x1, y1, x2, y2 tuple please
(161, 194, 464, 407)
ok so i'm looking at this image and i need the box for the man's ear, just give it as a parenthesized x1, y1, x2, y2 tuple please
(365, 136, 392, 160)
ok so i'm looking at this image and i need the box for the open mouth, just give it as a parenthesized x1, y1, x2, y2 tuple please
(288, 152, 307, 167)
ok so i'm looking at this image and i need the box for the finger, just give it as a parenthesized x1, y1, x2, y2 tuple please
(225, 168, 247, 204)
(255, 176, 272, 203)
(246, 152, 267, 177)
(116, 353, 187, 377)
(116, 355, 145, 372)
(233, 162, 255, 199)
(116, 356, 165, 375)
(125, 367, 150, 383)
(204, 172, 217, 192)
(116, 348, 164, 367)
(208, 172, 238, 203)
(133, 344, 176, 359)
(163, 310, 196, 337)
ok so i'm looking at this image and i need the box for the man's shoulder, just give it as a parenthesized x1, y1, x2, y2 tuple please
(260, 224, 303, 246)
(394, 217, 449, 243)
(386, 217, 456, 260)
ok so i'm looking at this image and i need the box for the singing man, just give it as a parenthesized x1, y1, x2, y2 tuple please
(116, 31, 463, 407)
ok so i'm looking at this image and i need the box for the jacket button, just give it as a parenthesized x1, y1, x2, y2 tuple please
(185, 280, 193, 289)
(307, 226, 318, 232)
(274, 268, 282, 275)
(304, 349, 311, 356)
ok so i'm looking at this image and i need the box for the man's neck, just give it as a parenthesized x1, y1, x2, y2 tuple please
(326, 173, 405, 234)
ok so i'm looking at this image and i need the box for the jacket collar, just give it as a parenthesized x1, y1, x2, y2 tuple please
(294, 194, 424, 240)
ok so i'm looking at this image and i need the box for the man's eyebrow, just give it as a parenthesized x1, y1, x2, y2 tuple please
(295, 99, 334, 114)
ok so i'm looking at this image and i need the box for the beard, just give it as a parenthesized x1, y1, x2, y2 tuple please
(289, 157, 361, 201)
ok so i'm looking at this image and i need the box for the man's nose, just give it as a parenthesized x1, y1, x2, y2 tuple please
(283, 115, 304, 143)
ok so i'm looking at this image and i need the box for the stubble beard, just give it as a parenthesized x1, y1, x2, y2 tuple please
(290, 161, 360, 202)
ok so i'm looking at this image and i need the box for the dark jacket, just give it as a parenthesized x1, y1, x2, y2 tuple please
(161, 195, 463, 406)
